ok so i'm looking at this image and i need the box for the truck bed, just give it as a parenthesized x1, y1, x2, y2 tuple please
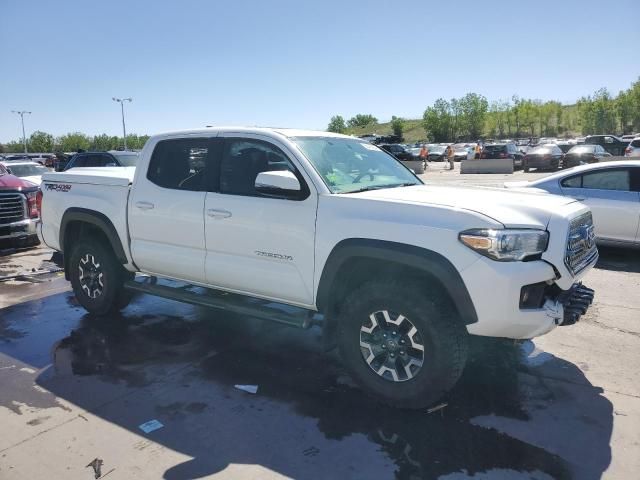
(41, 166, 136, 186)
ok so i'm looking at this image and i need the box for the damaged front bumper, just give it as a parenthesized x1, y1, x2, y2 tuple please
(543, 283, 595, 326)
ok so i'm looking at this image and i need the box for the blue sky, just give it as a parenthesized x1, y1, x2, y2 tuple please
(1, 0, 639, 142)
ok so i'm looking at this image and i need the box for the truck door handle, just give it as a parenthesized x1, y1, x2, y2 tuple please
(135, 201, 155, 210)
(207, 209, 232, 219)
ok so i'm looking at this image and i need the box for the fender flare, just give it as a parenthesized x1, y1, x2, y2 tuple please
(60, 208, 128, 264)
(316, 238, 478, 325)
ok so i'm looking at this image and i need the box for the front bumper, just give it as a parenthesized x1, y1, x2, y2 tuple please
(0, 218, 38, 241)
(462, 256, 595, 340)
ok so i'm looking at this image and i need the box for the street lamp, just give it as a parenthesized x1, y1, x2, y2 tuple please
(11, 110, 32, 155)
(112, 97, 133, 150)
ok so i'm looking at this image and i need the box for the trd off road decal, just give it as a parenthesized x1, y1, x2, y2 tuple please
(44, 183, 72, 192)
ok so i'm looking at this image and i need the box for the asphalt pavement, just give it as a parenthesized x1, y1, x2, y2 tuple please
(0, 166, 638, 479)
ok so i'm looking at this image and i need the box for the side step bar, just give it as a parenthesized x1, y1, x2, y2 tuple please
(124, 279, 316, 329)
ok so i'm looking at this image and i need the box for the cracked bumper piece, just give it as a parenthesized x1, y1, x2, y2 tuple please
(557, 283, 594, 326)
(543, 283, 594, 326)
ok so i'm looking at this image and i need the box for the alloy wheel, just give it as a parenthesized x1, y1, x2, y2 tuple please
(78, 253, 104, 299)
(359, 310, 425, 382)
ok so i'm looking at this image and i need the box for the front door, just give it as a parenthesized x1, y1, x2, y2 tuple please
(204, 135, 317, 307)
(129, 136, 213, 283)
(561, 167, 640, 244)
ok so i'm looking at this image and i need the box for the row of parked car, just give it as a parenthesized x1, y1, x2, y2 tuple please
(375, 133, 640, 174)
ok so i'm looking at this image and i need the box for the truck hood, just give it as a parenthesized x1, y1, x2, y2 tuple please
(0, 173, 38, 191)
(349, 184, 577, 228)
(42, 166, 136, 187)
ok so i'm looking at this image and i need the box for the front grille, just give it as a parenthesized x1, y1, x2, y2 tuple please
(0, 193, 26, 225)
(565, 212, 598, 275)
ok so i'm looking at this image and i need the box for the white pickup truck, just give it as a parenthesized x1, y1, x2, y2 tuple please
(39, 127, 597, 408)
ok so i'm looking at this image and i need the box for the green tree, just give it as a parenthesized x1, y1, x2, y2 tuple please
(327, 115, 347, 133)
(422, 98, 452, 142)
(390, 116, 405, 137)
(29, 131, 54, 152)
(91, 134, 115, 151)
(56, 132, 90, 152)
(458, 93, 488, 140)
(4, 140, 25, 153)
(347, 114, 378, 128)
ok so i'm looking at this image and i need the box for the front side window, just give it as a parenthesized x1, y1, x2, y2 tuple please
(147, 138, 209, 191)
(292, 137, 421, 194)
(220, 138, 299, 197)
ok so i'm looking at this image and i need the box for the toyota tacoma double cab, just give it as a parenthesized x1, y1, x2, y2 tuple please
(39, 127, 597, 408)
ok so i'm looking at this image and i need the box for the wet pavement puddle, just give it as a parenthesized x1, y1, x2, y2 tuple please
(0, 285, 613, 479)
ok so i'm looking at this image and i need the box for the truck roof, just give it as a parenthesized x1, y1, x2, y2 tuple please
(150, 126, 352, 141)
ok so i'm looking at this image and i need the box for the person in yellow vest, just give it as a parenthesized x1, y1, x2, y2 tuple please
(474, 143, 482, 159)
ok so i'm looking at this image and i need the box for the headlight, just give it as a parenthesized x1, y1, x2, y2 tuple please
(459, 228, 549, 261)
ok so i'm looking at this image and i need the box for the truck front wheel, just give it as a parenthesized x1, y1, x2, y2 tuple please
(69, 238, 131, 316)
(336, 280, 468, 409)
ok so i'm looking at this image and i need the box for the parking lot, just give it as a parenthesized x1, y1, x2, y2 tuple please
(1, 165, 639, 480)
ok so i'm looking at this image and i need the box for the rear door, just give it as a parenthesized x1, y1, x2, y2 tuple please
(560, 167, 640, 243)
(128, 136, 214, 283)
(203, 134, 317, 306)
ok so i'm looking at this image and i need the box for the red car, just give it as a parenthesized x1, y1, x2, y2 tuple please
(0, 163, 41, 247)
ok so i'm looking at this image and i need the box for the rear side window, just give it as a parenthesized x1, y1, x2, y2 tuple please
(561, 175, 582, 188)
(147, 138, 210, 191)
(631, 139, 640, 148)
(483, 145, 506, 155)
(582, 169, 630, 191)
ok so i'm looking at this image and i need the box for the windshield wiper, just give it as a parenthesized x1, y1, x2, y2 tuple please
(342, 182, 417, 194)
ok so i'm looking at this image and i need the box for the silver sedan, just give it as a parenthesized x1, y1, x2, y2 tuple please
(505, 161, 640, 248)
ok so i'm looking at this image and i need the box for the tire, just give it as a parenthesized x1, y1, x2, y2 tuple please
(336, 280, 468, 409)
(68, 237, 130, 316)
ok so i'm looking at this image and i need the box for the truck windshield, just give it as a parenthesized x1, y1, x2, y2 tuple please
(292, 137, 422, 193)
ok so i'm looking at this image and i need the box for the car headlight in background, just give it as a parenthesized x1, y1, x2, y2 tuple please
(459, 229, 549, 261)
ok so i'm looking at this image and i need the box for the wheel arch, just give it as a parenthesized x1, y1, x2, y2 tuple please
(316, 239, 478, 326)
(60, 208, 128, 279)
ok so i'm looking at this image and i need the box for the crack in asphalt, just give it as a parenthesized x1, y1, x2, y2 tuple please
(588, 318, 640, 339)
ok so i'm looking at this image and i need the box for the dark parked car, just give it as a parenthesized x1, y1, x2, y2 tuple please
(584, 135, 629, 156)
(554, 141, 575, 154)
(379, 143, 425, 173)
(61, 150, 139, 171)
(480, 143, 524, 169)
(563, 144, 611, 168)
(379, 144, 415, 162)
(522, 144, 563, 172)
(426, 145, 446, 161)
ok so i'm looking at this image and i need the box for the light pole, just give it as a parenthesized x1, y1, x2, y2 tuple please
(11, 110, 31, 155)
(112, 97, 132, 150)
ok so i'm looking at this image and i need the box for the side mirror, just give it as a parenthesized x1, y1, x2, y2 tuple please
(6, 168, 12, 174)
(255, 170, 301, 194)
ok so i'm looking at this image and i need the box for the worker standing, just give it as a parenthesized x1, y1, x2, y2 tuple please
(474, 142, 482, 159)
(419, 144, 429, 166)
(446, 144, 455, 170)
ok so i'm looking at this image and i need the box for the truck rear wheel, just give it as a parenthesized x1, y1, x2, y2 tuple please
(336, 280, 468, 409)
(69, 238, 131, 316)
